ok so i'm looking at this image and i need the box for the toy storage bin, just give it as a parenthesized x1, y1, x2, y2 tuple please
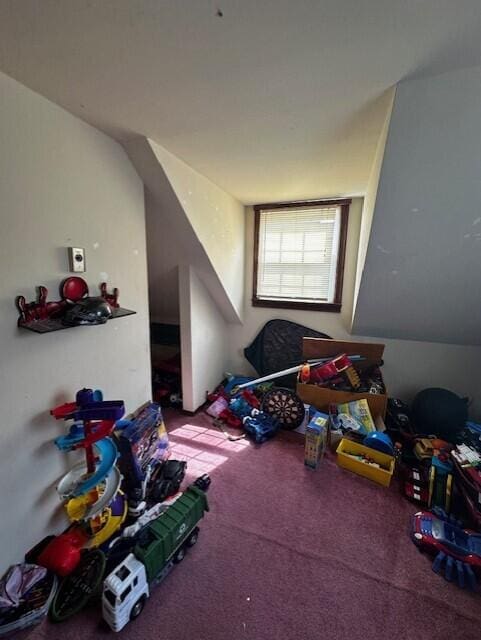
(296, 338, 387, 418)
(336, 438, 395, 487)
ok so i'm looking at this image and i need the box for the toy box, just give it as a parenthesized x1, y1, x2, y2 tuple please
(297, 338, 387, 418)
(336, 438, 395, 487)
(304, 412, 328, 469)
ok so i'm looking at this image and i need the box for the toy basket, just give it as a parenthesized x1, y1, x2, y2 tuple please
(336, 438, 395, 487)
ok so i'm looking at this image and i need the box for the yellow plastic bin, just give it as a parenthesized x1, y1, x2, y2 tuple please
(336, 438, 395, 487)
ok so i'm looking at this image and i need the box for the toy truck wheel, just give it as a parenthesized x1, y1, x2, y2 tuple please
(173, 546, 186, 563)
(187, 528, 199, 547)
(130, 596, 146, 621)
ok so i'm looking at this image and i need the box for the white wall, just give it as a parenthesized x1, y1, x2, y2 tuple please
(0, 72, 151, 572)
(179, 266, 227, 411)
(149, 140, 245, 320)
(145, 189, 180, 324)
(226, 200, 481, 420)
(353, 65, 481, 345)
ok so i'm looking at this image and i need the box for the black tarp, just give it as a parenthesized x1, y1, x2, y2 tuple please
(244, 319, 331, 388)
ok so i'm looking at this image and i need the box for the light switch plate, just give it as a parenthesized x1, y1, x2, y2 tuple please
(68, 247, 86, 272)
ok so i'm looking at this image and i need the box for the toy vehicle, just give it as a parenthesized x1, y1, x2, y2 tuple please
(412, 510, 481, 588)
(102, 482, 209, 631)
(149, 459, 187, 503)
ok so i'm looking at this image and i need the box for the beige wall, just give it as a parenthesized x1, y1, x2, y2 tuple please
(0, 72, 151, 572)
(148, 140, 245, 321)
(226, 201, 481, 419)
(179, 266, 228, 411)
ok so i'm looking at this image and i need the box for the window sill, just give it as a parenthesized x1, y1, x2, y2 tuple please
(252, 297, 342, 313)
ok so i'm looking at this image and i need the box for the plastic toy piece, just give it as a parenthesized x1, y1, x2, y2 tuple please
(56, 438, 119, 498)
(243, 410, 279, 444)
(149, 460, 187, 503)
(428, 456, 454, 513)
(100, 282, 120, 308)
(412, 510, 481, 589)
(49, 550, 106, 623)
(37, 529, 90, 577)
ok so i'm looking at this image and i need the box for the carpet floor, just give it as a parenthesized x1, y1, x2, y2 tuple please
(19, 408, 481, 640)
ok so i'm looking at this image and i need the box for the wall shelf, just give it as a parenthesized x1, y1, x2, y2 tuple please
(19, 308, 136, 334)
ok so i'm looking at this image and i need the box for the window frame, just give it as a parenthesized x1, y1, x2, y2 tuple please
(252, 198, 351, 313)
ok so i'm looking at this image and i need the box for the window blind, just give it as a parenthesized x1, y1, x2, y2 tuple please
(256, 205, 341, 303)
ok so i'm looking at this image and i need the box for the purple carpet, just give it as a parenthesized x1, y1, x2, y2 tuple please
(19, 408, 481, 640)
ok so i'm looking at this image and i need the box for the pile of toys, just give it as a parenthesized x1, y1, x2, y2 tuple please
(204, 350, 385, 445)
(299, 353, 385, 395)
(380, 388, 481, 590)
(0, 388, 211, 635)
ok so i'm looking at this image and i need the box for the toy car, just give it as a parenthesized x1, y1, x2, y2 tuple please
(148, 460, 187, 503)
(411, 510, 481, 588)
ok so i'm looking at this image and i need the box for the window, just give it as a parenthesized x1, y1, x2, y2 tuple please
(120, 585, 132, 603)
(253, 199, 350, 312)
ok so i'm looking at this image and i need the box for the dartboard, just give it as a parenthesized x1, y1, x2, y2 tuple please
(261, 388, 305, 430)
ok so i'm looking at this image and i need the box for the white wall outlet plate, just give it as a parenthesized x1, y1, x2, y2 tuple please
(68, 246, 86, 272)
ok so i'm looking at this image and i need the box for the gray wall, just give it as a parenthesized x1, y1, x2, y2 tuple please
(0, 72, 151, 572)
(353, 65, 481, 345)
(145, 189, 180, 324)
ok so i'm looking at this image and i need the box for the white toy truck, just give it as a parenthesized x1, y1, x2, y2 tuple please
(102, 483, 209, 631)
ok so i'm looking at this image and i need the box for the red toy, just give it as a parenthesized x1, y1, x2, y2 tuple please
(36, 530, 89, 577)
(412, 510, 481, 588)
(300, 354, 356, 385)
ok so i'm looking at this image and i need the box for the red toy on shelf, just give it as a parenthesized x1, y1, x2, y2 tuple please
(16, 277, 134, 333)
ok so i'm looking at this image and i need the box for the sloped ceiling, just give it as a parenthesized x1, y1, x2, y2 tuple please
(352, 65, 481, 345)
(2, 1, 481, 203)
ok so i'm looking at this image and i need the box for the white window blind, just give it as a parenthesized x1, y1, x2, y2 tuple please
(256, 205, 341, 303)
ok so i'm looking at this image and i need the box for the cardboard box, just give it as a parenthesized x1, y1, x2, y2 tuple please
(296, 338, 387, 419)
(304, 411, 328, 469)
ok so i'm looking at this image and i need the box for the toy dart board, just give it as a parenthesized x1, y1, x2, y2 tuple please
(261, 388, 305, 430)
(49, 549, 106, 622)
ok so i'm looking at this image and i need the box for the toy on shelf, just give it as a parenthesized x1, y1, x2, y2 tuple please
(100, 281, 119, 308)
(102, 481, 210, 632)
(411, 509, 481, 589)
(0, 564, 57, 636)
(16, 277, 134, 334)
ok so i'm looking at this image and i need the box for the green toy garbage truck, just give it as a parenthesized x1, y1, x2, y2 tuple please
(102, 483, 209, 631)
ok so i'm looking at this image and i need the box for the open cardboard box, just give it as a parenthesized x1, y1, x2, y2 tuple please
(296, 337, 387, 419)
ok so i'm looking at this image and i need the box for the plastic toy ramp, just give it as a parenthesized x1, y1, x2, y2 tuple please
(66, 466, 122, 521)
(57, 438, 118, 498)
(54, 420, 116, 452)
(86, 492, 128, 548)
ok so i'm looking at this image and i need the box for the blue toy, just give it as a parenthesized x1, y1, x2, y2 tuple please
(243, 410, 279, 444)
(412, 508, 481, 590)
